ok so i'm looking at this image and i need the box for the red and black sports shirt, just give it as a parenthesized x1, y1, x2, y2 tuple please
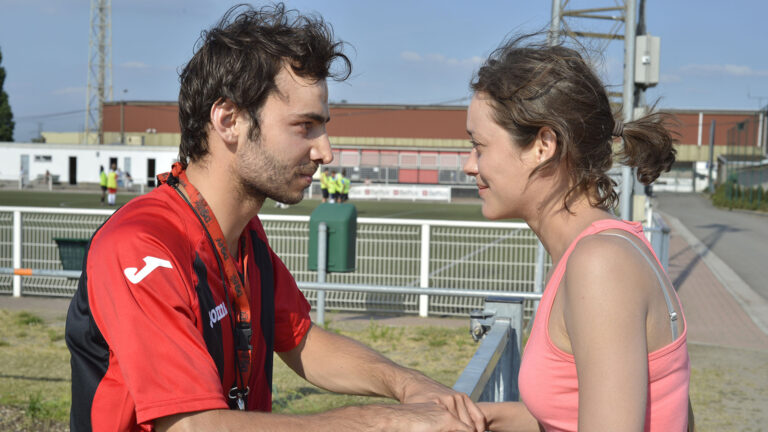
(65, 184, 312, 431)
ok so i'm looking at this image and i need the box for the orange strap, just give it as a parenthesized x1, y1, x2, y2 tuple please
(159, 162, 253, 409)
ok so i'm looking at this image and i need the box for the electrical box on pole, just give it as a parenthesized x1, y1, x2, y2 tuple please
(635, 35, 660, 87)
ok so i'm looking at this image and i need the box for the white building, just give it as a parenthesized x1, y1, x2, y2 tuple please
(0, 142, 179, 187)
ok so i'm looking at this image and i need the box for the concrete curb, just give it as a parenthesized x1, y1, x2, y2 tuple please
(661, 211, 768, 336)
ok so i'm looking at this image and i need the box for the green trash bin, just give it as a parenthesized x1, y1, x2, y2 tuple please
(53, 238, 89, 271)
(308, 203, 357, 272)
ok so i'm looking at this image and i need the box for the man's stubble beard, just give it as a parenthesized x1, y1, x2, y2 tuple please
(234, 137, 314, 206)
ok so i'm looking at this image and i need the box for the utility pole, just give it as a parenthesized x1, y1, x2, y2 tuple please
(549, 0, 640, 220)
(621, 0, 637, 220)
(84, 0, 112, 145)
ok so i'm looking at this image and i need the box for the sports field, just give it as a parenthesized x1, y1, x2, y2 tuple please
(0, 188, 490, 221)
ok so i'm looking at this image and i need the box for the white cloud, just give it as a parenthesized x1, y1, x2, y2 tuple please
(679, 64, 768, 77)
(401, 51, 482, 67)
(400, 51, 422, 62)
(660, 73, 682, 83)
(52, 86, 85, 95)
(121, 61, 150, 69)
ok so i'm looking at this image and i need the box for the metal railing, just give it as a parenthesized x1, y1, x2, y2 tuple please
(0, 205, 670, 320)
(453, 297, 526, 402)
(0, 206, 551, 320)
(643, 207, 671, 271)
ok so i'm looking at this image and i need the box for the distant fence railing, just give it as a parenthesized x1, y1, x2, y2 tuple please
(0, 205, 671, 321)
(0, 206, 552, 319)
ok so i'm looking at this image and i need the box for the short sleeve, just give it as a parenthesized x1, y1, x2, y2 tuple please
(271, 249, 312, 352)
(87, 201, 228, 424)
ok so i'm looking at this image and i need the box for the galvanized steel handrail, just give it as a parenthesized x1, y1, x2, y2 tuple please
(0, 267, 543, 302)
(0, 207, 529, 230)
(298, 281, 543, 300)
(0, 267, 82, 278)
(453, 323, 511, 401)
(0, 206, 115, 216)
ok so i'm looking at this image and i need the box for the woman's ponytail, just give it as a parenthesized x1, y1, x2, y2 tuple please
(616, 112, 677, 185)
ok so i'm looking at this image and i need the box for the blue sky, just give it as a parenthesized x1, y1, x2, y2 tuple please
(1, 0, 767, 142)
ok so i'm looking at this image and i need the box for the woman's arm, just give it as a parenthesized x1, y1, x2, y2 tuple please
(478, 402, 540, 432)
(563, 236, 652, 432)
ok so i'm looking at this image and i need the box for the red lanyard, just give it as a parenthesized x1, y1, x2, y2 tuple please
(158, 162, 252, 410)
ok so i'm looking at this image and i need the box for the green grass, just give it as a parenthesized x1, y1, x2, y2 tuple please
(0, 310, 71, 426)
(271, 319, 477, 415)
(0, 189, 138, 208)
(1, 307, 765, 431)
(0, 308, 477, 428)
(0, 189, 489, 221)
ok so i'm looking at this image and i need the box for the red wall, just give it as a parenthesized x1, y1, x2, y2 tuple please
(665, 112, 760, 146)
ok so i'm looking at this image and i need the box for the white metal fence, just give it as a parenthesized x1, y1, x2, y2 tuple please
(0, 206, 551, 319)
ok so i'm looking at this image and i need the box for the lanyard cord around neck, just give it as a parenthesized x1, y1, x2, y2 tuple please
(158, 162, 253, 410)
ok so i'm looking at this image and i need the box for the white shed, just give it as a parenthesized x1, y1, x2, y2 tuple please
(0, 142, 179, 187)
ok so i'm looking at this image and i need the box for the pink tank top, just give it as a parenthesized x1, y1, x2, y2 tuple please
(518, 219, 690, 432)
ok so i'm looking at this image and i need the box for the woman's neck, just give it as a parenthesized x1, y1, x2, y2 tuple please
(527, 194, 616, 265)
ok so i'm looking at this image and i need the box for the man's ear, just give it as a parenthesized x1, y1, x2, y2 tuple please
(209, 98, 240, 145)
(534, 126, 557, 164)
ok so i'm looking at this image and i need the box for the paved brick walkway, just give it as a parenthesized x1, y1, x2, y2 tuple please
(666, 221, 768, 352)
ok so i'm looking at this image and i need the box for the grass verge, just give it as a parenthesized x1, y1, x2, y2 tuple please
(2, 306, 766, 431)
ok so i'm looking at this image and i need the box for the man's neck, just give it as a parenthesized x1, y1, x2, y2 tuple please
(185, 161, 263, 253)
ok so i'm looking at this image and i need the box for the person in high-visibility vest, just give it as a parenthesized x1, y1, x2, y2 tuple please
(320, 168, 330, 203)
(327, 169, 338, 203)
(332, 170, 343, 203)
(99, 165, 108, 205)
(106, 163, 118, 206)
(339, 169, 351, 202)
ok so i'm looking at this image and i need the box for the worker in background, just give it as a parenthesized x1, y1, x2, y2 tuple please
(332, 169, 342, 203)
(327, 169, 338, 203)
(106, 163, 118, 206)
(99, 165, 108, 205)
(320, 168, 330, 203)
(339, 169, 351, 203)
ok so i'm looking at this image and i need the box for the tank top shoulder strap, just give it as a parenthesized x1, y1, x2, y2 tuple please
(578, 219, 680, 340)
(595, 230, 680, 340)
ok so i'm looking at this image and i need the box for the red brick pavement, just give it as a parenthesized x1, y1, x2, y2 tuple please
(668, 229, 768, 351)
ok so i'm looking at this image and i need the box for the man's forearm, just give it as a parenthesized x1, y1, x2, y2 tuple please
(278, 325, 419, 400)
(278, 325, 486, 432)
(156, 403, 474, 432)
(157, 406, 381, 432)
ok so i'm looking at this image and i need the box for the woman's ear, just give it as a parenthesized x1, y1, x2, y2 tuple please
(535, 126, 557, 163)
(209, 98, 240, 145)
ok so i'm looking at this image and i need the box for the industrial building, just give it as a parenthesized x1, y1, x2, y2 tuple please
(1, 102, 765, 193)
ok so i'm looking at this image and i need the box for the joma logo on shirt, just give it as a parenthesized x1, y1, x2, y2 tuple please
(123, 256, 173, 284)
(209, 302, 228, 328)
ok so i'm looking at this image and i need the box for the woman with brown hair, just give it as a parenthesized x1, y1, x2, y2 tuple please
(464, 37, 690, 431)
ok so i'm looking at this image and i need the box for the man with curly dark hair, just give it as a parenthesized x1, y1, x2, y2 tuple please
(65, 4, 484, 432)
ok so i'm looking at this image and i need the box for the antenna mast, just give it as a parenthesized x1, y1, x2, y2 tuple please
(84, 0, 113, 144)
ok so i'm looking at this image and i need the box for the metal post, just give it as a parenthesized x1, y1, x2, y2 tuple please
(419, 223, 431, 317)
(533, 240, 546, 312)
(120, 101, 125, 144)
(317, 222, 327, 325)
(12, 210, 22, 297)
(549, 0, 561, 46)
(620, 0, 637, 220)
(708, 120, 716, 193)
(691, 162, 696, 193)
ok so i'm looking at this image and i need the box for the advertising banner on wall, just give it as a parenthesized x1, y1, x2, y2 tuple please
(348, 185, 452, 202)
